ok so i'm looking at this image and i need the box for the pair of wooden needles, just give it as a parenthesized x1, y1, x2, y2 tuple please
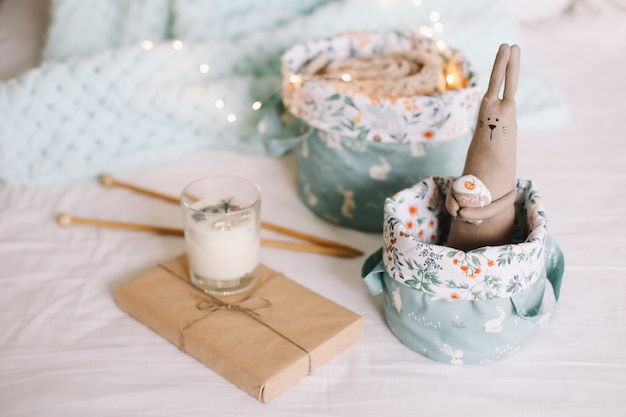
(56, 175, 363, 258)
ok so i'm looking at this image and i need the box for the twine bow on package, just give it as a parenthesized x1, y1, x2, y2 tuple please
(115, 254, 363, 403)
(268, 30, 481, 232)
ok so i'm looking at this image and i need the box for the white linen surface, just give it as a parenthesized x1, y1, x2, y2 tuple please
(1, 11, 625, 417)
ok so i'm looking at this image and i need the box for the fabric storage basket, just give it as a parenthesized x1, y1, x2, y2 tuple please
(361, 176, 564, 364)
(276, 31, 481, 232)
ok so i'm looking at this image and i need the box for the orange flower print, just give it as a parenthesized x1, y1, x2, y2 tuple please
(423, 130, 434, 139)
(418, 230, 424, 237)
(408, 205, 418, 216)
(453, 259, 459, 265)
(460, 265, 468, 272)
(406, 220, 413, 229)
(430, 234, 436, 241)
(428, 219, 435, 227)
(352, 32, 371, 49)
(474, 268, 482, 275)
(488, 259, 495, 267)
(451, 293, 459, 299)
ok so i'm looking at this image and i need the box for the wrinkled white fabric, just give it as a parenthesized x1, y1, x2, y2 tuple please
(1, 4, 626, 417)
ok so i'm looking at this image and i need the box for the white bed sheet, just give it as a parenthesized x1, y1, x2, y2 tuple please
(2, 13, 626, 417)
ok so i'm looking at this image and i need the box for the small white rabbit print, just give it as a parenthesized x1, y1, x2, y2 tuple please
(538, 310, 553, 326)
(300, 138, 309, 158)
(324, 132, 342, 149)
(409, 142, 426, 157)
(303, 183, 318, 206)
(392, 287, 402, 313)
(338, 186, 356, 218)
(440, 344, 464, 365)
(483, 306, 506, 333)
(368, 156, 391, 180)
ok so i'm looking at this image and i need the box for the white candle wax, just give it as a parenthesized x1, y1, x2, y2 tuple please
(186, 198, 260, 282)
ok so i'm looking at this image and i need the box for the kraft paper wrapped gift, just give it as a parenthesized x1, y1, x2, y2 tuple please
(114, 254, 364, 403)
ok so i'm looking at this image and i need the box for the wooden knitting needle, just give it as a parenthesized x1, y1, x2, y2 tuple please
(257, 221, 361, 254)
(56, 213, 360, 258)
(99, 174, 363, 256)
(100, 174, 180, 204)
(56, 213, 184, 236)
(259, 239, 359, 258)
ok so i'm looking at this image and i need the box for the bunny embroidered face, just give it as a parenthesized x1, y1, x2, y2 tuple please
(478, 116, 510, 140)
(460, 44, 520, 195)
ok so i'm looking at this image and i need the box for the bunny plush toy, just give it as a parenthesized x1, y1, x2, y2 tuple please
(446, 44, 521, 252)
(362, 44, 565, 364)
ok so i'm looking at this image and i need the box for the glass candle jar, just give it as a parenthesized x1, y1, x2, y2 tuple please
(181, 175, 261, 295)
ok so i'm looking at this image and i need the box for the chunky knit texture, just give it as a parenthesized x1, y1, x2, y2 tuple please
(0, 0, 568, 187)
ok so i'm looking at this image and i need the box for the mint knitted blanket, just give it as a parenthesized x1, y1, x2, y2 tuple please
(0, 0, 567, 187)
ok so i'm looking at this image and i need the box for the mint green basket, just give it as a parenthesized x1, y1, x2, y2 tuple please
(266, 31, 480, 232)
(361, 177, 564, 364)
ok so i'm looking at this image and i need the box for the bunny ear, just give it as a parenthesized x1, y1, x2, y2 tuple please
(503, 44, 521, 100)
(485, 44, 511, 99)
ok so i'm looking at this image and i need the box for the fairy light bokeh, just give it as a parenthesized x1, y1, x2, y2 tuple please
(137, 0, 455, 125)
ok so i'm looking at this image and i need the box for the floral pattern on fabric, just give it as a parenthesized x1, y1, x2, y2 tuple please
(383, 177, 548, 300)
(281, 31, 481, 144)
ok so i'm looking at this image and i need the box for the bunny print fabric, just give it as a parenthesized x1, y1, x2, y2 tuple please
(292, 130, 472, 232)
(366, 258, 561, 365)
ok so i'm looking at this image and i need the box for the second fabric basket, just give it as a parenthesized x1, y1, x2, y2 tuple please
(278, 30, 481, 232)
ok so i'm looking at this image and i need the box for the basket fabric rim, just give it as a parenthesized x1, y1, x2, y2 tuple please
(383, 176, 548, 301)
(280, 30, 481, 144)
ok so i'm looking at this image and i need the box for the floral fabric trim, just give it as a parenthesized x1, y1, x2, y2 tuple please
(383, 177, 548, 300)
(281, 30, 481, 144)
